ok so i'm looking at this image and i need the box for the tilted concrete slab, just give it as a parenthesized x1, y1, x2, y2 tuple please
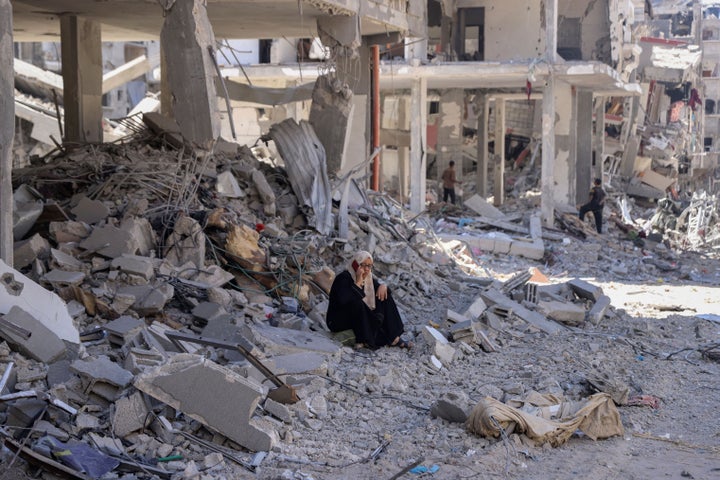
(134, 353, 277, 452)
(250, 323, 341, 356)
(0, 259, 79, 343)
(480, 288, 566, 334)
(0, 306, 66, 363)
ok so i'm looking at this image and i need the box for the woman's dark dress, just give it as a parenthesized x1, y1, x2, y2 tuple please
(326, 270, 404, 348)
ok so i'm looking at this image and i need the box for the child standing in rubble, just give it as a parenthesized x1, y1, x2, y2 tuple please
(579, 178, 607, 233)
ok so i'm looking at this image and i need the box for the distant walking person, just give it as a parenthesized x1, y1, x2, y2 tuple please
(579, 178, 607, 233)
(441, 160, 461, 204)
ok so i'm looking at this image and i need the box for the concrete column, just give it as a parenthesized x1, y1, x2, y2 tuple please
(60, 15, 103, 144)
(594, 95, 605, 180)
(541, 0, 558, 227)
(436, 89, 464, 192)
(409, 77, 427, 213)
(493, 98, 506, 206)
(159, 46, 172, 117)
(0, 0, 13, 263)
(160, 0, 220, 149)
(337, 42, 370, 173)
(475, 94, 489, 198)
(575, 90, 593, 205)
(541, 78, 556, 228)
(398, 96, 410, 203)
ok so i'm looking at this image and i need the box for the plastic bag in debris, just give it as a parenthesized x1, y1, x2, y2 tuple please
(33, 435, 120, 477)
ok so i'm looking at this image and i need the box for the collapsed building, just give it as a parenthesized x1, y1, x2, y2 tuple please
(2, 0, 720, 478)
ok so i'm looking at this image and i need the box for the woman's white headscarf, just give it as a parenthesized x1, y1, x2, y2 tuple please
(348, 250, 376, 310)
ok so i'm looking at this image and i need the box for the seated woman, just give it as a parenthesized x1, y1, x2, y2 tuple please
(326, 251, 412, 350)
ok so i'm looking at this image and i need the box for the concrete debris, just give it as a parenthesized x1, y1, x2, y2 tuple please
(3, 75, 720, 478)
(134, 353, 278, 452)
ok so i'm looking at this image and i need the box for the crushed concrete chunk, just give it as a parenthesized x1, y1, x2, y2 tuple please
(134, 353, 278, 452)
(0, 307, 67, 363)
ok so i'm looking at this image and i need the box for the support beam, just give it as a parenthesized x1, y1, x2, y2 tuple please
(409, 77, 427, 213)
(476, 94, 489, 198)
(493, 98, 505, 206)
(60, 15, 103, 144)
(160, 0, 220, 149)
(594, 95, 605, 180)
(102, 54, 159, 94)
(0, 0, 12, 263)
(575, 90, 593, 205)
(541, 78, 556, 227)
(541, 0, 558, 227)
(371, 45, 381, 191)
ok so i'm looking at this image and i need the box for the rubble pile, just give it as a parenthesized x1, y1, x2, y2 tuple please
(2, 124, 720, 479)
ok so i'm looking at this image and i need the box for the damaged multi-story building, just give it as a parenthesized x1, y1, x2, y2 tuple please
(1, 0, 715, 258)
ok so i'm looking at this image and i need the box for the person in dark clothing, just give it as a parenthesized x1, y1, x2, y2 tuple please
(579, 178, 607, 233)
(326, 251, 412, 350)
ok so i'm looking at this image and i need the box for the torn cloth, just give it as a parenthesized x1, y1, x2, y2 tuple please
(465, 393, 624, 447)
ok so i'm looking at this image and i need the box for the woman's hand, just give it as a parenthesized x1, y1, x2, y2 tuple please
(356, 269, 368, 287)
(376, 284, 388, 301)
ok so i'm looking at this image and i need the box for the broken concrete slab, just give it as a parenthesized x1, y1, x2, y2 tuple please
(71, 196, 110, 224)
(70, 355, 134, 402)
(422, 326, 456, 367)
(568, 278, 604, 301)
(113, 391, 149, 437)
(116, 283, 174, 316)
(588, 295, 612, 324)
(42, 269, 86, 287)
(250, 323, 341, 356)
(80, 224, 138, 258)
(430, 390, 472, 423)
(0, 259, 80, 343)
(134, 353, 277, 452)
(264, 352, 328, 376)
(463, 195, 506, 219)
(480, 288, 566, 334)
(13, 233, 51, 269)
(105, 315, 145, 347)
(537, 300, 586, 326)
(163, 215, 206, 268)
(111, 254, 155, 281)
(0, 306, 67, 363)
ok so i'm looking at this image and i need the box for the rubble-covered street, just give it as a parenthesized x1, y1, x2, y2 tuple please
(2, 123, 720, 480)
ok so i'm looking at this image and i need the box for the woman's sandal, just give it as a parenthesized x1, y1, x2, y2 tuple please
(393, 337, 413, 350)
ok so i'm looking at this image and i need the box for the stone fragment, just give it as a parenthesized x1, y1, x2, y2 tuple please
(225, 224, 266, 268)
(105, 315, 145, 347)
(13, 233, 51, 269)
(135, 353, 278, 452)
(422, 326, 456, 367)
(430, 391, 472, 423)
(111, 254, 155, 280)
(251, 168, 276, 216)
(264, 397, 292, 423)
(116, 283, 174, 315)
(113, 391, 150, 437)
(568, 278, 604, 301)
(588, 295, 612, 324)
(42, 269, 86, 286)
(50, 248, 85, 271)
(125, 347, 166, 374)
(164, 215, 205, 268)
(463, 296, 487, 320)
(49, 221, 92, 243)
(463, 195, 505, 218)
(71, 196, 110, 224)
(80, 224, 136, 258)
(250, 323, 341, 356)
(480, 288, 566, 334)
(70, 355, 134, 402)
(537, 300, 587, 326)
